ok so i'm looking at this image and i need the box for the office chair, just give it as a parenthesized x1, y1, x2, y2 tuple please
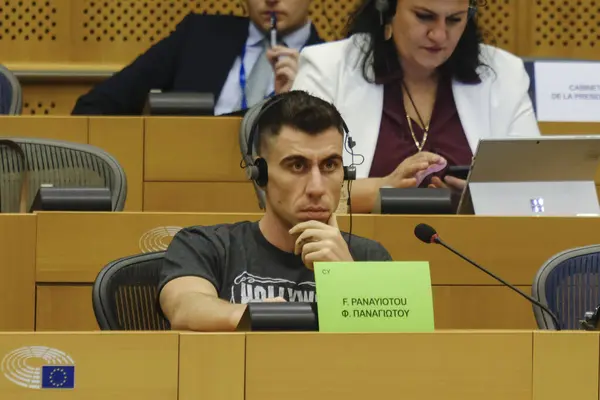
(0, 64, 22, 115)
(532, 244, 600, 330)
(92, 252, 170, 330)
(0, 138, 127, 213)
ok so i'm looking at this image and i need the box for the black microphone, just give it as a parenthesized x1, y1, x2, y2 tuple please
(414, 223, 562, 330)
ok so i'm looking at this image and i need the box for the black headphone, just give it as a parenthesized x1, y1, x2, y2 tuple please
(243, 96, 357, 188)
(375, 0, 478, 24)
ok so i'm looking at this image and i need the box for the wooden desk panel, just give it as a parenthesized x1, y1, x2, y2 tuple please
(143, 182, 262, 212)
(0, 331, 594, 399)
(0, 332, 178, 399)
(0, 116, 88, 142)
(539, 123, 600, 135)
(433, 285, 537, 329)
(36, 285, 98, 331)
(35, 213, 600, 285)
(34, 212, 372, 284)
(179, 333, 245, 400)
(245, 331, 533, 400)
(144, 117, 245, 182)
(20, 82, 91, 116)
(33, 213, 599, 330)
(35, 212, 262, 283)
(39, 284, 537, 332)
(88, 117, 144, 211)
(532, 331, 599, 400)
(372, 215, 600, 285)
(0, 215, 36, 331)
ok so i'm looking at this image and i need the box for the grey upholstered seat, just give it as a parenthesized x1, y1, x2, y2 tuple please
(0, 138, 126, 212)
(93, 251, 170, 330)
(532, 244, 600, 330)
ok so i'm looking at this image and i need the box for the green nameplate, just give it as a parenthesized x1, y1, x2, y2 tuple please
(314, 261, 434, 333)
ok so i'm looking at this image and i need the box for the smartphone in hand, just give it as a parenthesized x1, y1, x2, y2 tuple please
(444, 165, 470, 180)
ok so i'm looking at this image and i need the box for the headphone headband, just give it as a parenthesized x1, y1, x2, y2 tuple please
(243, 95, 356, 187)
(245, 96, 286, 159)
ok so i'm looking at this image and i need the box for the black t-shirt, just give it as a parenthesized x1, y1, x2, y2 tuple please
(158, 221, 392, 304)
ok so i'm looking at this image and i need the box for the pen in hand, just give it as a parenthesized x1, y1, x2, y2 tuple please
(266, 10, 299, 94)
(270, 12, 277, 48)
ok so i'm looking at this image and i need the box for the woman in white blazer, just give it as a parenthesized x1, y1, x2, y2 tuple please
(292, 0, 541, 212)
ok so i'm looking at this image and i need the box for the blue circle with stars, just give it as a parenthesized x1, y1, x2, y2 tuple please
(49, 368, 68, 387)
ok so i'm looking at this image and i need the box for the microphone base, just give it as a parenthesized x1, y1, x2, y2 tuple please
(236, 302, 319, 331)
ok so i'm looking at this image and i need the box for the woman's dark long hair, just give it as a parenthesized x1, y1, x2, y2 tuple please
(346, 0, 487, 84)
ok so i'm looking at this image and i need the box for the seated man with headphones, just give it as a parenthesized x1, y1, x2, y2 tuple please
(158, 91, 391, 332)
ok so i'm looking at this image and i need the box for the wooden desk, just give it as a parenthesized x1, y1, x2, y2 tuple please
(142, 118, 600, 211)
(0, 331, 594, 399)
(33, 212, 600, 331)
(178, 333, 245, 400)
(2, 116, 598, 212)
(88, 117, 144, 211)
(0, 215, 36, 331)
(0, 332, 178, 399)
(533, 331, 599, 399)
(145, 118, 244, 182)
(0, 116, 87, 143)
(539, 122, 600, 135)
(143, 117, 262, 212)
(246, 331, 532, 400)
(244, 331, 600, 400)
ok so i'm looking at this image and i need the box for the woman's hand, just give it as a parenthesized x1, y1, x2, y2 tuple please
(383, 152, 446, 188)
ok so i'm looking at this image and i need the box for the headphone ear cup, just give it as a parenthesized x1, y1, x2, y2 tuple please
(344, 166, 356, 181)
(253, 157, 269, 187)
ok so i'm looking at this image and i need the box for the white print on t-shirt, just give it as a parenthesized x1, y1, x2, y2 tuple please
(231, 271, 316, 304)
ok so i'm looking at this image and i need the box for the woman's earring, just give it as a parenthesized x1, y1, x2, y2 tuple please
(384, 24, 393, 41)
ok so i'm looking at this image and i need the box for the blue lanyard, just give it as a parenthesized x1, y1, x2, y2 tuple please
(239, 45, 276, 110)
(239, 45, 250, 110)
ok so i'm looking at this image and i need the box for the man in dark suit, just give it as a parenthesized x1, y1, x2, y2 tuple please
(71, 0, 322, 116)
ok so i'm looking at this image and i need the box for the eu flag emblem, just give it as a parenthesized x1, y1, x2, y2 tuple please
(41, 366, 75, 389)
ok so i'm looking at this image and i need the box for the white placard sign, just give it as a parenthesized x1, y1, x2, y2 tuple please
(534, 61, 600, 122)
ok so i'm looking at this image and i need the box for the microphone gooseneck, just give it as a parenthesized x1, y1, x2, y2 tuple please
(414, 223, 562, 330)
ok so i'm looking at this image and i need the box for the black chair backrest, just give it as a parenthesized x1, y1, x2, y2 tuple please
(92, 252, 170, 330)
(0, 138, 127, 213)
(532, 244, 600, 330)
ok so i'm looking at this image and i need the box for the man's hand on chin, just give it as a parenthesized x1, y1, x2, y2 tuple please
(288, 213, 353, 270)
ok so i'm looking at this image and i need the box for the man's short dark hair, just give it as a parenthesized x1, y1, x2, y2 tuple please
(255, 91, 346, 155)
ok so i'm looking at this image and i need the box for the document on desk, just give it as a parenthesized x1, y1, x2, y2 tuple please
(534, 61, 600, 122)
(314, 261, 434, 333)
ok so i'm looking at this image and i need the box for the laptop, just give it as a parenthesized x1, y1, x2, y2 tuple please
(457, 136, 600, 216)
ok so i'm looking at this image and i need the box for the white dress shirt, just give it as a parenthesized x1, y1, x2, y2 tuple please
(214, 21, 312, 116)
